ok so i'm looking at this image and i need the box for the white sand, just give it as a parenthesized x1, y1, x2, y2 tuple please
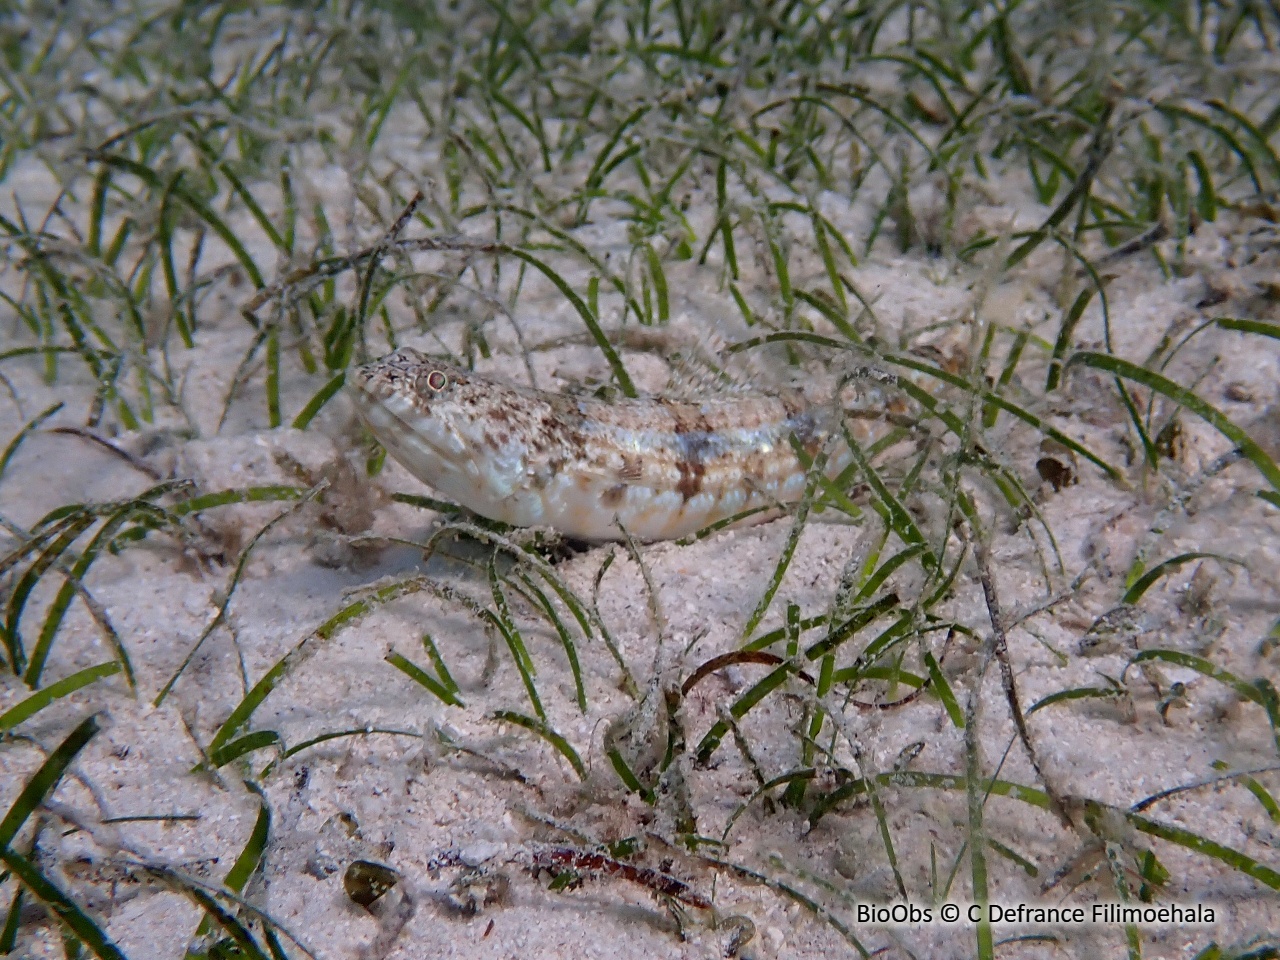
(1, 135, 1278, 960)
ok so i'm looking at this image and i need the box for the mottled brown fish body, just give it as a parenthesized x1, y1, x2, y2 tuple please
(348, 347, 846, 541)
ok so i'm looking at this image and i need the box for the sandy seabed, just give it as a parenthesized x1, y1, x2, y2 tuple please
(1, 144, 1279, 960)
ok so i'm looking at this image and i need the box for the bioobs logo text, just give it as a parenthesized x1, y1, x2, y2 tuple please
(855, 903, 934, 924)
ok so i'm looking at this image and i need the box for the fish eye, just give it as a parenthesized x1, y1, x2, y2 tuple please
(423, 370, 449, 392)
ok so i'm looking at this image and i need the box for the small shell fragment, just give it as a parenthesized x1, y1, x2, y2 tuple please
(344, 859, 400, 908)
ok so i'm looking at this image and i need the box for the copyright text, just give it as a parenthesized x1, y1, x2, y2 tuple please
(854, 902, 1216, 927)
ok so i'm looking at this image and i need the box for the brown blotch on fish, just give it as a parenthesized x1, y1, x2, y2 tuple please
(676, 459, 706, 502)
(667, 403, 712, 439)
(602, 484, 627, 507)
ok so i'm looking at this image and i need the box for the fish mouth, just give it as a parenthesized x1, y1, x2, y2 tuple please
(346, 372, 461, 469)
